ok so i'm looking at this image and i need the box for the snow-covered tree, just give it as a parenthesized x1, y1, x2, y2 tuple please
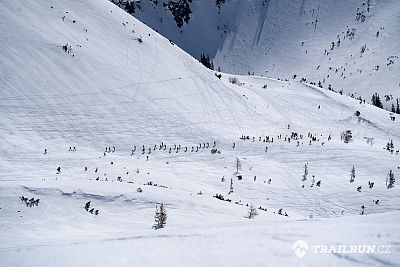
(154, 203, 167, 228)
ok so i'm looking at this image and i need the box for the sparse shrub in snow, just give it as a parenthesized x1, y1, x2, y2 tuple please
(214, 193, 224, 200)
(62, 43, 72, 54)
(247, 204, 258, 219)
(20, 196, 39, 207)
(341, 130, 352, 143)
(229, 76, 240, 85)
(154, 203, 167, 228)
(137, 187, 143, 193)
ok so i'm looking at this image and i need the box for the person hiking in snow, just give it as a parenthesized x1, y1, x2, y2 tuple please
(85, 201, 91, 211)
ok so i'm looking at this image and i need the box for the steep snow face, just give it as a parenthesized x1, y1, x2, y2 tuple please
(0, 0, 260, 151)
(1, 0, 400, 266)
(118, 0, 400, 107)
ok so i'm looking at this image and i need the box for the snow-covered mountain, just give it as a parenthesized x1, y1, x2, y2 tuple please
(116, 0, 400, 109)
(0, 0, 399, 266)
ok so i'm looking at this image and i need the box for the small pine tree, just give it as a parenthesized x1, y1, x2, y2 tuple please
(350, 166, 355, 183)
(228, 178, 234, 194)
(386, 140, 394, 151)
(247, 204, 258, 219)
(154, 203, 167, 228)
(386, 170, 395, 189)
(235, 157, 241, 174)
(396, 98, 400, 114)
(302, 164, 308, 181)
(392, 103, 396, 113)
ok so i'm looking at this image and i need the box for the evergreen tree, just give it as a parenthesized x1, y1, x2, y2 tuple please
(350, 166, 355, 183)
(371, 93, 383, 108)
(387, 170, 395, 189)
(200, 53, 214, 70)
(386, 140, 394, 151)
(396, 98, 400, 114)
(392, 103, 396, 113)
(228, 178, 234, 194)
(235, 157, 242, 174)
(125, 1, 135, 14)
(302, 164, 308, 181)
(216, 0, 226, 9)
(154, 203, 167, 228)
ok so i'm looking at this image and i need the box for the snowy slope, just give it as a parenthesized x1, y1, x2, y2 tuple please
(122, 0, 400, 108)
(0, 0, 400, 266)
(0, 0, 262, 151)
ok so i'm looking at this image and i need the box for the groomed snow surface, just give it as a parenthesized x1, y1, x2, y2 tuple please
(0, 0, 399, 266)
